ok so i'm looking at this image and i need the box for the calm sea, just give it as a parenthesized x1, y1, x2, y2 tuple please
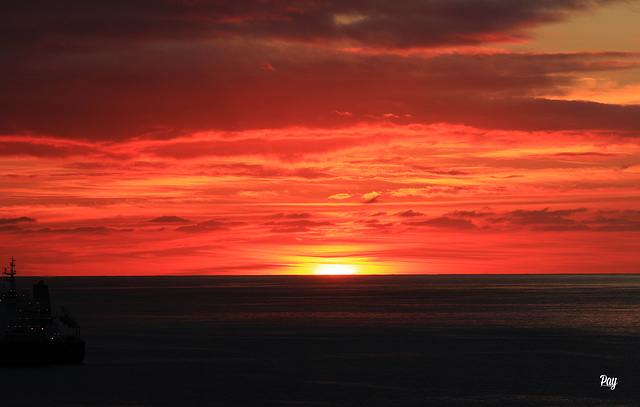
(2, 275, 639, 406)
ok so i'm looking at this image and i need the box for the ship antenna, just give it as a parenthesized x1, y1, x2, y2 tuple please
(3, 257, 17, 292)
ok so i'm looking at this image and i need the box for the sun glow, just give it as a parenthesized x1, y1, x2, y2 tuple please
(314, 264, 359, 275)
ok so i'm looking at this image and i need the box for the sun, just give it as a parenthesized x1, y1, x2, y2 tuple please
(314, 264, 359, 275)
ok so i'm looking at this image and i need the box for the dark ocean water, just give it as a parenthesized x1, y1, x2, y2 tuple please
(2, 274, 639, 406)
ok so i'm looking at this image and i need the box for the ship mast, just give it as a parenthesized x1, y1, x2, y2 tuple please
(3, 256, 17, 292)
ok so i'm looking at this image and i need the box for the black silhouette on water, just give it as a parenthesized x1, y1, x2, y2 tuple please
(1, 257, 84, 365)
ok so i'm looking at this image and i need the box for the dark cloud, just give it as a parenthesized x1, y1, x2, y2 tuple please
(446, 210, 493, 218)
(2, 0, 638, 140)
(410, 165, 470, 176)
(65, 162, 112, 170)
(25, 226, 134, 234)
(498, 208, 588, 225)
(475, 98, 640, 133)
(268, 226, 309, 233)
(395, 210, 424, 217)
(592, 223, 640, 232)
(431, 208, 640, 232)
(283, 213, 312, 219)
(265, 219, 333, 233)
(149, 216, 191, 223)
(433, 170, 469, 176)
(176, 219, 244, 233)
(145, 135, 390, 161)
(551, 152, 617, 158)
(0, 141, 99, 158)
(535, 225, 589, 231)
(404, 216, 476, 230)
(584, 215, 640, 232)
(290, 168, 333, 179)
(360, 219, 394, 230)
(0, 216, 35, 224)
(72, 226, 134, 234)
(1, 0, 622, 51)
(205, 164, 333, 179)
(0, 225, 22, 231)
(270, 212, 312, 219)
(264, 219, 332, 227)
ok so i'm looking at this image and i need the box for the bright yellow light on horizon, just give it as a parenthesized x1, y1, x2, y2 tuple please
(314, 264, 359, 275)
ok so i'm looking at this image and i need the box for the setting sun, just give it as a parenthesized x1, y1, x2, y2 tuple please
(314, 264, 359, 276)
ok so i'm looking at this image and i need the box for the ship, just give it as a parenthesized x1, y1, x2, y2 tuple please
(0, 257, 85, 365)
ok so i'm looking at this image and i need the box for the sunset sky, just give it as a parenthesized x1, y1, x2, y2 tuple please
(1, 0, 639, 275)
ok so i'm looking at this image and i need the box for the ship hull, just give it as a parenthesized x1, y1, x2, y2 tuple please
(0, 339, 85, 365)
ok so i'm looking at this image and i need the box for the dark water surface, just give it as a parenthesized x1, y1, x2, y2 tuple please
(2, 275, 639, 406)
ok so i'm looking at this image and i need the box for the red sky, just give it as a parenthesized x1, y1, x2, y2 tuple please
(1, 0, 639, 275)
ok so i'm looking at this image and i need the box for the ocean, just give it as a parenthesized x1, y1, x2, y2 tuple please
(1, 275, 639, 406)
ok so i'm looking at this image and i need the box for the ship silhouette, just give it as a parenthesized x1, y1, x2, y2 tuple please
(1, 257, 85, 364)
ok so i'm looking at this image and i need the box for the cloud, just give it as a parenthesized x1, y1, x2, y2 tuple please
(283, 213, 312, 219)
(395, 210, 424, 217)
(584, 213, 640, 232)
(389, 186, 472, 198)
(410, 165, 470, 176)
(360, 219, 394, 231)
(593, 223, 640, 232)
(0, 139, 103, 158)
(403, 208, 640, 233)
(446, 210, 494, 218)
(268, 226, 308, 233)
(176, 219, 244, 233)
(404, 216, 477, 230)
(4, 10, 640, 141)
(144, 134, 391, 161)
(25, 227, 134, 235)
(0, 225, 22, 231)
(497, 208, 588, 225)
(536, 225, 590, 231)
(3, 0, 624, 53)
(479, 207, 640, 232)
(0, 216, 35, 225)
(199, 163, 333, 179)
(149, 216, 191, 223)
(264, 219, 333, 234)
(291, 168, 333, 179)
(271, 213, 312, 220)
(480, 98, 640, 133)
(329, 193, 352, 200)
(551, 152, 617, 158)
(362, 191, 381, 203)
